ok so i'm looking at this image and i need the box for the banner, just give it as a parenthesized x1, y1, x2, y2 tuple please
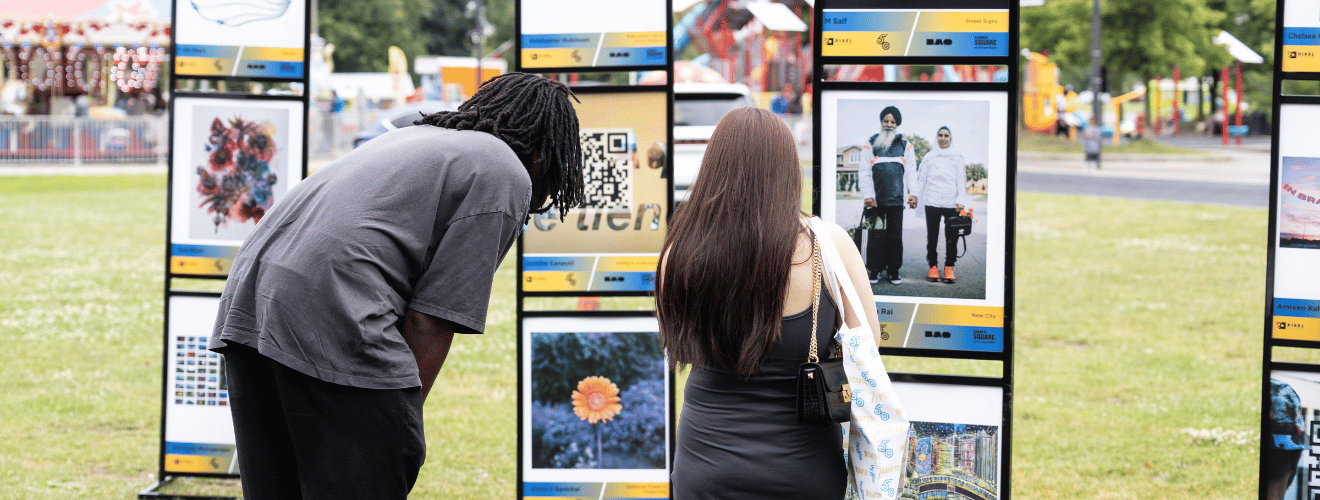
(172, 0, 308, 79)
(821, 9, 1009, 58)
(519, 0, 667, 70)
(1282, 0, 1320, 73)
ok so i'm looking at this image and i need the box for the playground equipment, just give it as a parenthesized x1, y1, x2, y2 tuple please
(1022, 51, 1066, 135)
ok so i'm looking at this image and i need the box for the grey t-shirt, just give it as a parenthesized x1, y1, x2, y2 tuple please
(207, 126, 531, 389)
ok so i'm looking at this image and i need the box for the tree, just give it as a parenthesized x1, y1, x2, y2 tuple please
(317, 0, 433, 73)
(1022, 0, 1234, 121)
(908, 134, 931, 168)
(1208, 0, 1276, 110)
(422, 0, 476, 57)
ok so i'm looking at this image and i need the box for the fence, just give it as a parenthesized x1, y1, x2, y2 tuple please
(0, 115, 167, 165)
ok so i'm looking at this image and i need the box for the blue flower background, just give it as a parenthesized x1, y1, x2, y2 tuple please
(531, 331, 666, 469)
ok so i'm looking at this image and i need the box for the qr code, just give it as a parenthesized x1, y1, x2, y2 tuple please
(579, 128, 633, 211)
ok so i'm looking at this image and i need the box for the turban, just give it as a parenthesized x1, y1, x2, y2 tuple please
(880, 106, 901, 126)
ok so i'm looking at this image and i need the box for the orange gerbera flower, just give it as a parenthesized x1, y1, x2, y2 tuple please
(571, 376, 622, 424)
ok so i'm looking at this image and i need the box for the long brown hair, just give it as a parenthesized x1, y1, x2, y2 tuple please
(655, 107, 804, 375)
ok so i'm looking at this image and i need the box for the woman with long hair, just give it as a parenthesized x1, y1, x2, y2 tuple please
(657, 107, 882, 498)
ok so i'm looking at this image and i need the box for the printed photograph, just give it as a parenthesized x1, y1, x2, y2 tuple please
(905, 422, 1001, 500)
(530, 331, 666, 470)
(1266, 371, 1320, 500)
(187, 105, 290, 241)
(830, 96, 995, 300)
(170, 96, 304, 248)
(1280, 157, 1320, 250)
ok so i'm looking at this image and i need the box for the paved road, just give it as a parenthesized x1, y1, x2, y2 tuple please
(1017, 171, 1269, 208)
(1016, 136, 1272, 208)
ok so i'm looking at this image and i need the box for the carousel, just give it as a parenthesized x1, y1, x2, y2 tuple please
(0, 1, 170, 161)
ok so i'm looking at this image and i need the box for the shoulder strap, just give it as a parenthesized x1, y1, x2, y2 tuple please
(808, 218, 872, 328)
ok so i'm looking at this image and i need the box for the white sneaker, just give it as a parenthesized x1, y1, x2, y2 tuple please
(889, 274, 902, 285)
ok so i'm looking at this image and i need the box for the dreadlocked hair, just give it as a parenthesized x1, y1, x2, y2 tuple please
(415, 72, 584, 215)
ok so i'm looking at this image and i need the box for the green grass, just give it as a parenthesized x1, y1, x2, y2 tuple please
(1017, 130, 1205, 155)
(0, 175, 1272, 499)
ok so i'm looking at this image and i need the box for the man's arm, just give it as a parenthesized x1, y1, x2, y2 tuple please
(401, 308, 456, 401)
(904, 141, 918, 207)
(859, 143, 876, 206)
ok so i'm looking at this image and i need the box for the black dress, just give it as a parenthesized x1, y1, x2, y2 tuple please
(671, 290, 846, 499)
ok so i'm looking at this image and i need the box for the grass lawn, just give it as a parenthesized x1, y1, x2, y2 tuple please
(1017, 130, 1205, 155)
(0, 174, 1270, 499)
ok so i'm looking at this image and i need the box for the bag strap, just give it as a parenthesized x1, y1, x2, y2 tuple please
(806, 229, 823, 363)
(808, 218, 873, 330)
(956, 233, 968, 259)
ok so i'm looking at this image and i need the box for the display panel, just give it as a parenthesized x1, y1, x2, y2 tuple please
(1282, 0, 1320, 74)
(518, 0, 668, 70)
(1272, 104, 1320, 341)
(169, 95, 305, 277)
(173, 0, 309, 79)
(162, 294, 237, 475)
(820, 8, 1009, 59)
(522, 89, 668, 294)
(520, 314, 669, 499)
(1264, 370, 1320, 500)
(892, 380, 1003, 500)
(820, 89, 1009, 352)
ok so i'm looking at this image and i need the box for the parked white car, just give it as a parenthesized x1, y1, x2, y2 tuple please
(672, 82, 755, 202)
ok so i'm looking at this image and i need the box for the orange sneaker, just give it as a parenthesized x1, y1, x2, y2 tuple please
(942, 266, 956, 284)
(927, 266, 940, 282)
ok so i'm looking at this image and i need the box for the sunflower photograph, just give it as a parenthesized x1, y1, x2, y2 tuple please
(530, 331, 666, 470)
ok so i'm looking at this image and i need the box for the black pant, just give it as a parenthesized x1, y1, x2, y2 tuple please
(863, 205, 904, 276)
(925, 206, 960, 268)
(221, 344, 426, 500)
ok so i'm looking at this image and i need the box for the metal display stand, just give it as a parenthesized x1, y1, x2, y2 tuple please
(1260, 1, 1320, 497)
(144, 1, 311, 496)
(812, 1, 1017, 497)
(514, 1, 675, 498)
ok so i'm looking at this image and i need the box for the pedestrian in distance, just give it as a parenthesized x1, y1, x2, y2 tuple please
(207, 72, 584, 500)
(858, 105, 917, 285)
(1083, 115, 1102, 171)
(659, 107, 882, 499)
(911, 126, 968, 284)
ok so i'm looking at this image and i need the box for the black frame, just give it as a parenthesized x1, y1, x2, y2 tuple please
(169, 0, 313, 82)
(515, 310, 674, 498)
(809, 81, 1015, 362)
(811, 1, 1016, 497)
(514, 0, 673, 74)
(516, 84, 674, 298)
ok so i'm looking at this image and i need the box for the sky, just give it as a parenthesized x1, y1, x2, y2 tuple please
(1281, 156, 1320, 240)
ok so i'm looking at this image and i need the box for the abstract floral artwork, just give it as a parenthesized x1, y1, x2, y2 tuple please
(195, 116, 280, 232)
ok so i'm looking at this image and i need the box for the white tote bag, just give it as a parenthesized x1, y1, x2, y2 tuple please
(808, 217, 909, 500)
